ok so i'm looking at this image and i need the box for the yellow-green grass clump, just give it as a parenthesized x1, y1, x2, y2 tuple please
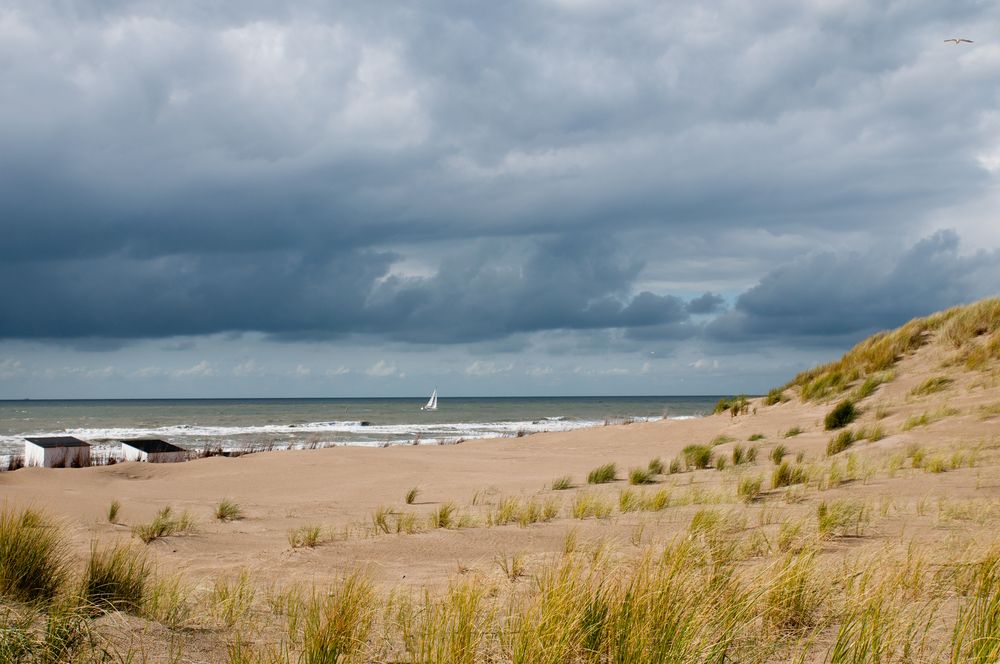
(0, 507, 69, 604)
(586, 462, 617, 484)
(132, 506, 195, 544)
(80, 542, 151, 614)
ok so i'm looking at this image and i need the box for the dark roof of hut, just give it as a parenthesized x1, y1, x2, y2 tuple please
(120, 438, 185, 454)
(25, 436, 90, 448)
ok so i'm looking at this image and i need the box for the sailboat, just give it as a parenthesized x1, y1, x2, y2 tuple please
(421, 389, 438, 411)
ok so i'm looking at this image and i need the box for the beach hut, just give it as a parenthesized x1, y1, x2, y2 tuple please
(120, 438, 188, 463)
(24, 436, 91, 468)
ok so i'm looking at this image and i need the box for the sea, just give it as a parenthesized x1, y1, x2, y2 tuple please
(0, 396, 719, 462)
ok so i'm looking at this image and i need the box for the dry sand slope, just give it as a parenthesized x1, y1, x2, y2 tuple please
(1, 298, 999, 662)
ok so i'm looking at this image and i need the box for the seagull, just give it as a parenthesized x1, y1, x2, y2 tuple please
(944, 38, 973, 45)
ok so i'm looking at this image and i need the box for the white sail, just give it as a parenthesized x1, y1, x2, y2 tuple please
(421, 389, 438, 411)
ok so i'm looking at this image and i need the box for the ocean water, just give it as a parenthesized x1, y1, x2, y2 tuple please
(0, 396, 719, 459)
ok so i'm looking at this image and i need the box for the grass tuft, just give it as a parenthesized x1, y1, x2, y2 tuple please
(288, 525, 323, 548)
(824, 400, 857, 430)
(737, 476, 763, 503)
(770, 444, 789, 465)
(551, 475, 573, 490)
(647, 457, 664, 475)
(107, 499, 120, 524)
(132, 506, 195, 544)
(682, 445, 713, 469)
(911, 376, 953, 397)
(628, 467, 655, 485)
(405, 487, 419, 504)
(80, 542, 151, 614)
(772, 461, 807, 489)
(826, 429, 857, 456)
(0, 507, 69, 604)
(784, 426, 803, 438)
(586, 463, 617, 484)
(215, 498, 243, 522)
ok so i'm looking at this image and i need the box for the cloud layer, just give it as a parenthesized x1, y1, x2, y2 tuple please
(1, 2, 999, 395)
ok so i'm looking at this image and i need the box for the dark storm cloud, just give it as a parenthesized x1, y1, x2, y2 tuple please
(686, 293, 726, 315)
(1, 1, 998, 345)
(708, 230, 1000, 342)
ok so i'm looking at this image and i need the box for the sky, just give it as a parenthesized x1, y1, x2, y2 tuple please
(1, 1, 999, 399)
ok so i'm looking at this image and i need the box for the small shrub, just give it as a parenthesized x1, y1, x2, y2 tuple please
(824, 400, 857, 430)
(784, 426, 803, 438)
(587, 463, 617, 484)
(80, 542, 151, 614)
(737, 476, 763, 503)
(551, 476, 572, 490)
(749, 433, 765, 441)
(826, 430, 856, 456)
(910, 376, 953, 397)
(770, 445, 789, 465)
(647, 457, 664, 475)
(107, 499, 121, 524)
(683, 445, 713, 469)
(772, 461, 807, 488)
(628, 467, 655, 485)
(405, 487, 419, 504)
(215, 498, 243, 522)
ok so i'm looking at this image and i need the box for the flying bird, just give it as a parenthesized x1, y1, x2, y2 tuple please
(944, 38, 973, 45)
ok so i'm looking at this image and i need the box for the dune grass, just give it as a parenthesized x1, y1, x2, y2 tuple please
(826, 429, 857, 456)
(405, 487, 420, 504)
(770, 444, 788, 465)
(783, 426, 803, 438)
(682, 444, 713, 469)
(748, 433, 765, 441)
(288, 524, 323, 548)
(772, 461, 807, 488)
(107, 499, 120, 524)
(586, 462, 617, 484)
(646, 457, 664, 475)
(80, 542, 151, 614)
(737, 476, 763, 503)
(430, 502, 458, 529)
(824, 399, 857, 430)
(628, 467, 655, 485)
(215, 498, 243, 522)
(0, 507, 69, 604)
(132, 506, 195, 544)
(551, 475, 573, 490)
(911, 375, 953, 397)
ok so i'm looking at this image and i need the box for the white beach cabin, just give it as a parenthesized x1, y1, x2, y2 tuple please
(120, 438, 188, 463)
(24, 436, 91, 468)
